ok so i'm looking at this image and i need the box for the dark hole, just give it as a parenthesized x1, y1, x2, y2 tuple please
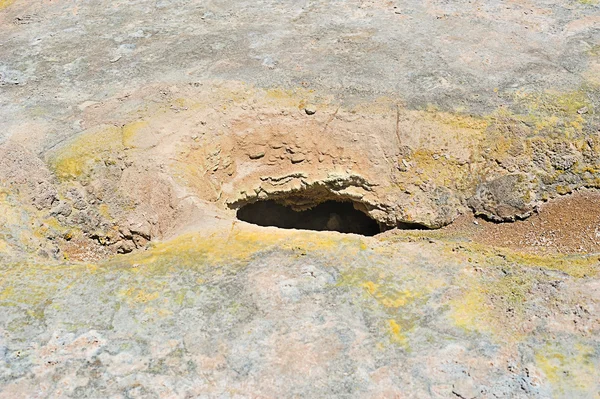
(236, 200, 382, 236)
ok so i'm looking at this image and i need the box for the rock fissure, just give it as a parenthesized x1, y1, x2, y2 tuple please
(236, 200, 383, 236)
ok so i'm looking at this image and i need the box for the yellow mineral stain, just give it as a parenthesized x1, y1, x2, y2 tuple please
(174, 290, 187, 306)
(0, 198, 26, 227)
(144, 306, 173, 317)
(381, 293, 411, 308)
(445, 247, 585, 342)
(449, 279, 496, 336)
(426, 110, 489, 131)
(388, 319, 406, 344)
(112, 226, 369, 277)
(535, 343, 598, 396)
(33, 217, 67, 239)
(512, 89, 592, 135)
(86, 263, 99, 273)
(0, 286, 15, 301)
(362, 281, 379, 295)
(449, 242, 598, 278)
(121, 287, 160, 304)
(356, 273, 431, 310)
(389, 319, 401, 335)
(98, 204, 112, 219)
(0, 0, 15, 10)
(0, 227, 344, 312)
(409, 149, 474, 189)
(0, 263, 96, 310)
(122, 120, 149, 147)
(0, 239, 10, 254)
(47, 124, 123, 180)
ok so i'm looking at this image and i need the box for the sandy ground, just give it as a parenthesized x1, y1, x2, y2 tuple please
(446, 189, 600, 255)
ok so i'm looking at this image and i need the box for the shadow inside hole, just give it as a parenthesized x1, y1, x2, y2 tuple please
(236, 200, 382, 236)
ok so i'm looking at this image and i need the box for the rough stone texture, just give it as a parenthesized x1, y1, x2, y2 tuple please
(468, 174, 538, 222)
(1, 0, 600, 397)
(1, 226, 599, 398)
(0, 0, 600, 228)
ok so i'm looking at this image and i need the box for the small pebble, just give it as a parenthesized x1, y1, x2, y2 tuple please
(249, 152, 265, 160)
(304, 105, 317, 115)
(291, 154, 305, 163)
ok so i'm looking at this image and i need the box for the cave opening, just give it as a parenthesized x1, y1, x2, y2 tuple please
(236, 200, 383, 236)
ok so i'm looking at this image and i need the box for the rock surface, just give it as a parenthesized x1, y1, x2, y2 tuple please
(1, 0, 600, 397)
